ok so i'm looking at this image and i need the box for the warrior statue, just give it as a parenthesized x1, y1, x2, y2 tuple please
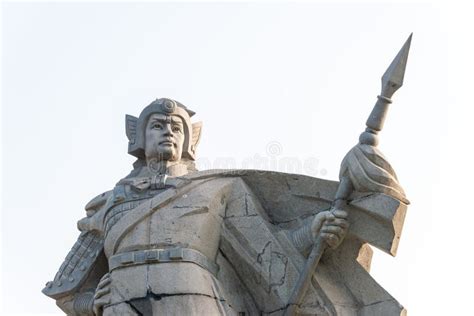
(43, 35, 412, 315)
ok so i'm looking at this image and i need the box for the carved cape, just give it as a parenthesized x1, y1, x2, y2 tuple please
(44, 169, 408, 315)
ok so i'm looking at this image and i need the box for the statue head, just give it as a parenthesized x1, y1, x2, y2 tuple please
(125, 98, 202, 163)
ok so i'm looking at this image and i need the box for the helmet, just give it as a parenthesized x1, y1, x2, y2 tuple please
(125, 98, 202, 160)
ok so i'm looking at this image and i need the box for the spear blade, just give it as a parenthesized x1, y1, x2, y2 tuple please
(363, 33, 413, 137)
(381, 33, 412, 98)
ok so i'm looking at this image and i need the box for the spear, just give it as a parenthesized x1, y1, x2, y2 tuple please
(284, 34, 412, 316)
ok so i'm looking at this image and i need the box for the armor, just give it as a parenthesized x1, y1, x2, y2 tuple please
(42, 231, 104, 300)
(42, 183, 158, 315)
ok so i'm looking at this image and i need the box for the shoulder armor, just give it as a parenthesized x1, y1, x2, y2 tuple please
(85, 191, 112, 213)
(42, 231, 104, 299)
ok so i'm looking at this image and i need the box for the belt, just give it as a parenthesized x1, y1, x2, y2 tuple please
(108, 247, 219, 276)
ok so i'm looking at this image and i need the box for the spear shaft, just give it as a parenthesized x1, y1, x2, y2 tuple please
(284, 34, 412, 316)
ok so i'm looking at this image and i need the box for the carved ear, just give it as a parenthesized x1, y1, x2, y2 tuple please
(126, 115, 138, 144)
(191, 122, 202, 155)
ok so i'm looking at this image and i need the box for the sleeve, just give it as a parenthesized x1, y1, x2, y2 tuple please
(42, 231, 108, 315)
(290, 222, 314, 255)
(42, 191, 112, 315)
(218, 177, 332, 314)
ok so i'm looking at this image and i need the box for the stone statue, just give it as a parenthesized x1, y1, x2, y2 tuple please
(43, 35, 412, 316)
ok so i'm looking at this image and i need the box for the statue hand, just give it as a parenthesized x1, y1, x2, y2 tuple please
(93, 273, 111, 316)
(311, 209, 349, 249)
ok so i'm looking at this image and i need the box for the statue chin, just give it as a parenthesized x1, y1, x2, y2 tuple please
(146, 149, 177, 163)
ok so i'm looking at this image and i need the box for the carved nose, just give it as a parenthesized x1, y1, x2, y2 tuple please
(163, 124, 173, 136)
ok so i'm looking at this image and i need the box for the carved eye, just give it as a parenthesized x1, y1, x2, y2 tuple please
(152, 123, 162, 130)
(172, 126, 182, 133)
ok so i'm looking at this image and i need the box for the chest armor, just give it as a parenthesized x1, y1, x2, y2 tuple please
(104, 177, 232, 260)
(103, 183, 165, 237)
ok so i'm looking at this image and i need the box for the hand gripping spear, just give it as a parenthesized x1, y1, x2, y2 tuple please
(284, 34, 412, 316)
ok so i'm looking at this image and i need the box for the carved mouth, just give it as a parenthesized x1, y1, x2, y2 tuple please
(159, 140, 174, 146)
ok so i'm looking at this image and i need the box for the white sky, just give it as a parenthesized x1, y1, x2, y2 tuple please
(1, 1, 473, 315)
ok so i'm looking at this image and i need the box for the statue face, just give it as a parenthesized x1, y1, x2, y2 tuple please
(144, 113, 185, 162)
